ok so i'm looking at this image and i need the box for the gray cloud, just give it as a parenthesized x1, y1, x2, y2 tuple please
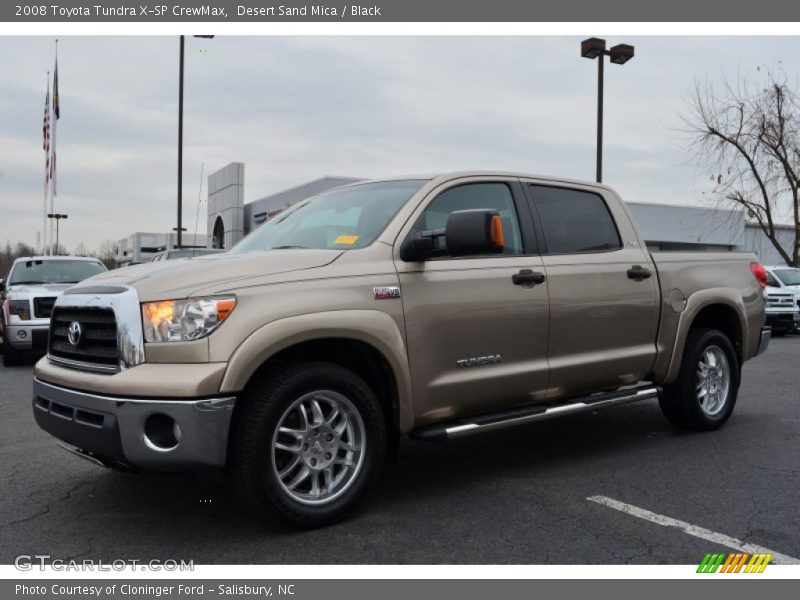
(1, 35, 798, 251)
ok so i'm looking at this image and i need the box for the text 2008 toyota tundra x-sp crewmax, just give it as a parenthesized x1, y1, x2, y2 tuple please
(32, 172, 770, 527)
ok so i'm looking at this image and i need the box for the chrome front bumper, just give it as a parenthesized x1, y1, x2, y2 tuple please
(33, 378, 235, 471)
(755, 326, 771, 357)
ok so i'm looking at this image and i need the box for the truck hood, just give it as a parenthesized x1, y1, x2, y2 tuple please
(6, 283, 74, 298)
(83, 249, 344, 301)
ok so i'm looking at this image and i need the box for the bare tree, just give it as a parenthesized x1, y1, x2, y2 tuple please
(96, 239, 118, 270)
(684, 68, 800, 266)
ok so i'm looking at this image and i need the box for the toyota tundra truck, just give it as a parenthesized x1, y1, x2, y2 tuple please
(32, 172, 769, 527)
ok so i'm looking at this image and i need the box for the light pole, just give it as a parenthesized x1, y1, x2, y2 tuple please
(177, 35, 214, 249)
(47, 213, 68, 255)
(581, 37, 635, 183)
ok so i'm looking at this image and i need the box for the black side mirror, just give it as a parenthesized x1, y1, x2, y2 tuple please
(444, 209, 505, 257)
(0, 279, 5, 293)
(400, 209, 505, 261)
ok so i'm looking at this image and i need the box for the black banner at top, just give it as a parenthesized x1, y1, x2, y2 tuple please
(3, 0, 800, 22)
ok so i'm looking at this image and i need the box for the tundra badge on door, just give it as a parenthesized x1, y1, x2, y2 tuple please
(456, 355, 502, 368)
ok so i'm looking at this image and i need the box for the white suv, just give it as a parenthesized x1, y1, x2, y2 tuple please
(1, 256, 107, 366)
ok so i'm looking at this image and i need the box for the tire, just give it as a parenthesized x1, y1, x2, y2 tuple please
(2, 336, 23, 367)
(659, 328, 740, 431)
(228, 361, 386, 528)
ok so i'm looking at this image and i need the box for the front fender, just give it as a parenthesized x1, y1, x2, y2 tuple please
(218, 310, 415, 432)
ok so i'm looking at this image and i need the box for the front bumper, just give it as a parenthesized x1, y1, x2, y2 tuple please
(4, 323, 49, 352)
(33, 378, 236, 471)
(764, 312, 799, 331)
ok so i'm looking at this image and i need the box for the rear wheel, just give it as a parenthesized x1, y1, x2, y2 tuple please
(229, 361, 386, 528)
(659, 328, 739, 431)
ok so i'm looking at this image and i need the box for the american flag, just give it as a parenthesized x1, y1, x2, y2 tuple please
(43, 80, 50, 183)
(51, 58, 59, 194)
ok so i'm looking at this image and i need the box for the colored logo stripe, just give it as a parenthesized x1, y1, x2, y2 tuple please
(697, 552, 772, 573)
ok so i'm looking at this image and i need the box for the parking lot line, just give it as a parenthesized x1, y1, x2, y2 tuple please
(587, 495, 800, 565)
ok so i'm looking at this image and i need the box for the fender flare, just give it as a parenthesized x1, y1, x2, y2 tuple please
(219, 310, 415, 432)
(663, 288, 749, 383)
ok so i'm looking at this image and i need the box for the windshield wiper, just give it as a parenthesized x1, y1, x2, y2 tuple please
(271, 245, 310, 250)
(10, 281, 45, 285)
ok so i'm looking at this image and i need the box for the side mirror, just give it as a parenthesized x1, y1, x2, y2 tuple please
(444, 209, 505, 257)
(400, 209, 504, 261)
(0, 279, 5, 293)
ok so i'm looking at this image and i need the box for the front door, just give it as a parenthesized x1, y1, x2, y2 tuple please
(394, 178, 550, 426)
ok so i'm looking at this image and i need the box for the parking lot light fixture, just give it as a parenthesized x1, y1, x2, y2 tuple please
(47, 212, 68, 255)
(581, 37, 635, 183)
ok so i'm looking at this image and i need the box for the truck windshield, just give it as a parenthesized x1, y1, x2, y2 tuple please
(773, 268, 800, 286)
(9, 260, 106, 285)
(232, 180, 426, 252)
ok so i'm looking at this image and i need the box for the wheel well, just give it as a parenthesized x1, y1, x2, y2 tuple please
(245, 338, 399, 430)
(689, 304, 743, 361)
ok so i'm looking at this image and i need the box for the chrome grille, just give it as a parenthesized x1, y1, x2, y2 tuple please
(766, 295, 794, 307)
(49, 307, 119, 368)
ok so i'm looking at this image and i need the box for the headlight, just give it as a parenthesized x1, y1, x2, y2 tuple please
(142, 296, 236, 343)
(5, 299, 31, 321)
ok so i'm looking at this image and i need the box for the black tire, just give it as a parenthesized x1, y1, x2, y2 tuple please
(659, 328, 740, 431)
(228, 361, 386, 528)
(2, 336, 23, 367)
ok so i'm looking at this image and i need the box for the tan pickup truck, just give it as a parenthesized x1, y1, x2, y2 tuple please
(32, 172, 769, 527)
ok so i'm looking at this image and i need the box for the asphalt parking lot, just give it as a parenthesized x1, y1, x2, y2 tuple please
(0, 340, 798, 565)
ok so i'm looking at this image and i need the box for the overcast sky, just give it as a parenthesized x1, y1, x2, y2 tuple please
(1, 35, 798, 252)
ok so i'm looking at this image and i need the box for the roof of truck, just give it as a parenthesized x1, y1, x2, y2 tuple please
(341, 170, 613, 191)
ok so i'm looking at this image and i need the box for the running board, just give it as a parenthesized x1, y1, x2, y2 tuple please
(409, 385, 661, 442)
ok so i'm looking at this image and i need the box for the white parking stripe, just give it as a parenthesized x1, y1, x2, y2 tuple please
(587, 495, 800, 565)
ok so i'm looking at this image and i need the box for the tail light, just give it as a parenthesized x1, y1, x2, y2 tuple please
(750, 262, 767, 289)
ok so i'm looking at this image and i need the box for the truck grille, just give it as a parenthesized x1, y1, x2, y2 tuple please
(766, 296, 794, 307)
(34, 296, 57, 318)
(49, 307, 119, 368)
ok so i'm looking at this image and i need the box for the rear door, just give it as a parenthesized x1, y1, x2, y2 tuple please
(522, 182, 660, 400)
(394, 177, 550, 425)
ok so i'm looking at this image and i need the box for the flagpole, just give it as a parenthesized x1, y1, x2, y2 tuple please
(50, 38, 58, 255)
(43, 70, 50, 256)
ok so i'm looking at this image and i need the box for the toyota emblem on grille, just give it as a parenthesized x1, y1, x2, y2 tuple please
(67, 321, 82, 346)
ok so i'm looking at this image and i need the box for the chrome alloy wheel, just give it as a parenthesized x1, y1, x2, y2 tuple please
(271, 390, 366, 506)
(696, 345, 731, 417)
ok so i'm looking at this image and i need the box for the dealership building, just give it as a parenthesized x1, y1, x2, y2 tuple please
(115, 161, 795, 267)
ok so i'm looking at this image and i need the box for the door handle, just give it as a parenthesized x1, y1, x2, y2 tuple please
(512, 269, 546, 286)
(627, 265, 652, 281)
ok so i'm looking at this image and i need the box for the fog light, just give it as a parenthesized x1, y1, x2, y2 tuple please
(16, 330, 27, 340)
(143, 413, 181, 451)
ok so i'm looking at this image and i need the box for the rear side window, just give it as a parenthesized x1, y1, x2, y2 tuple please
(529, 185, 621, 254)
(413, 182, 524, 255)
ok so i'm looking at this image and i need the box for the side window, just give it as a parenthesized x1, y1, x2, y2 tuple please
(529, 185, 622, 254)
(413, 183, 524, 256)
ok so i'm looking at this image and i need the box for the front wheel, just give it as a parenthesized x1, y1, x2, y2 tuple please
(229, 361, 386, 528)
(659, 328, 740, 431)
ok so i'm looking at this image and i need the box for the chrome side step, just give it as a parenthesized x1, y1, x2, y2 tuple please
(410, 385, 661, 442)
